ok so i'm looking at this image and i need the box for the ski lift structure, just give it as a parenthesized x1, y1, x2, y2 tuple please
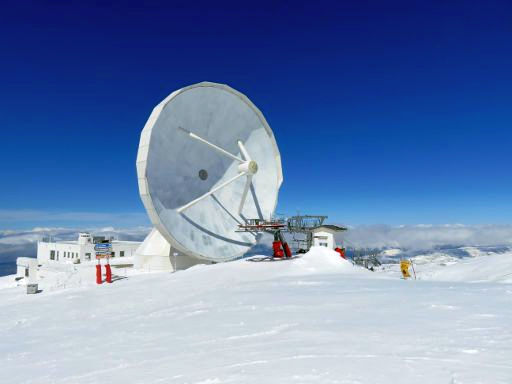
(286, 215, 328, 252)
(238, 214, 345, 258)
(352, 250, 382, 271)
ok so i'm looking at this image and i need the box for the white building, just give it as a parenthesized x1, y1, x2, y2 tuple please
(37, 233, 141, 265)
(16, 257, 38, 282)
(311, 225, 347, 249)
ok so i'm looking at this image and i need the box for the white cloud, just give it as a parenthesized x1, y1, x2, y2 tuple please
(339, 224, 512, 250)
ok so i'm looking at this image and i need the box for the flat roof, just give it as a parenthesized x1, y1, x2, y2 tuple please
(16, 257, 38, 266)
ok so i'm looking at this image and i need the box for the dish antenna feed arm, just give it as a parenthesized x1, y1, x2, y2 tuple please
(176, 127, 258, 215)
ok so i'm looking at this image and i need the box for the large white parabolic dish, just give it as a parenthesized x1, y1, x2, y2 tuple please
(136, 82, 282, 262)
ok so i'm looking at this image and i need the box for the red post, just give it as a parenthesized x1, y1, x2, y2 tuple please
(105, 263, 112, 284)
(272, 241, 284, 258)
(96, 263, 102, 284)
(283, 242, 292, 258)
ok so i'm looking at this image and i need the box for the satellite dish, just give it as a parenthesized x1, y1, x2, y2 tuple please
(136, 82, 283, 265)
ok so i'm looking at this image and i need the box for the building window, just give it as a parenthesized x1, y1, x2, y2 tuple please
(120, 251, 125, 257)
(320, 242, 328, 247)
(25, 268, 29, 277)
(85, 253, 91, 261)
(111, 252, 115, 258)
(50, 250, 55, 260)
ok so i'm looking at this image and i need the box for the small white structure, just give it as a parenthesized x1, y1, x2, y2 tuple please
(16, 257, 38, 282)
(312, 225, 347, 249)
(37, 233, 140, 265)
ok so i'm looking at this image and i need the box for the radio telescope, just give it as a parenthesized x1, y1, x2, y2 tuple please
(134, 82, 283, 271)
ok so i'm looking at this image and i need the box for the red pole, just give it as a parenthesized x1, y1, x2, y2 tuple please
(96, 263, 102, 285)
(105, 263, 112, 283)
(283, 242, 292, 258)
(272, 241, 284, 258)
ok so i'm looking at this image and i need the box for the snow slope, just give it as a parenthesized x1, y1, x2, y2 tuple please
(1, 247, 511, 383)
(378, 246, 512, 284)
(417, 250, 512, 283)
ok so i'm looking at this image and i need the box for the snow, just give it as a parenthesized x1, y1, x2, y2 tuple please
(379, 246, 512, 284)
(1, 247, 511, 383)
(415, 250, 512, 283)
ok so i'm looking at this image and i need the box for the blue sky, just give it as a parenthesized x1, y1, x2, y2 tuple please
(1, 1, 511, 229)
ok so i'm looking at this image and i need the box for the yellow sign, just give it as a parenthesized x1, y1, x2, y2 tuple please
(400, 260, 411, 279)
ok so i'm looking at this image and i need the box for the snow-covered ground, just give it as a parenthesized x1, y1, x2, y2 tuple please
(379, 246, 512, 283)
(1, 247, 511, 383)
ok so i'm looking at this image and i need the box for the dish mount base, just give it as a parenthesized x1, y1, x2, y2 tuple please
(134, 228, 209, 272)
